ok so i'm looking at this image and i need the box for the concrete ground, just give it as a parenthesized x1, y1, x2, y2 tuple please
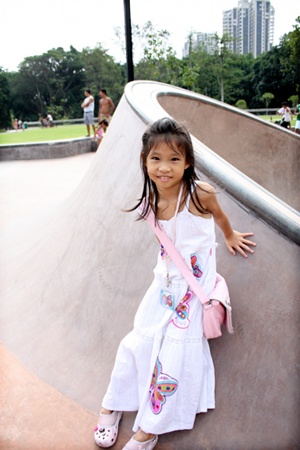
(0, 153, 95, 228)
(0, 153, 98, 450)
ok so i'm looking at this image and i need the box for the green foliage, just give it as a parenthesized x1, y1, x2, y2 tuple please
(0, 68, 11, 129)
(288, 95, 299, 107)
(251, 18, 300, 107)
(284, 16, 300, 95)
(81, 44, 125, 111)
(235, 99, 248, 109)
(134, 21, 176, 81)
(9, 47, 86, 121)
(179, 38, 255, 104)
(260, 93, 274, 109)
(2, 17, 299, 123)
(6, 45, 125, 122)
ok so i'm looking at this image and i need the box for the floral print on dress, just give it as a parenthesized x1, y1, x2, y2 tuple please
(191, 253, 203, 279)
(149, 357, 178, 414)
(160, 290, 175, 310)
(171, 290, 193, 329)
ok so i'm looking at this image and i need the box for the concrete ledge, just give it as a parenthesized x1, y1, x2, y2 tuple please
(0, 137, 98, 161)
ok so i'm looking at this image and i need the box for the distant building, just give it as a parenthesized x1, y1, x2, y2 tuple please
(182, 32, 218, 57)
(183, 0, 275, 58)
(249, 0, 274, 56)
(223, 0, 274, 57)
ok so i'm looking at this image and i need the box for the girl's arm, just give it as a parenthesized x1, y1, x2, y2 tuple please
(197, 183, 256, 258)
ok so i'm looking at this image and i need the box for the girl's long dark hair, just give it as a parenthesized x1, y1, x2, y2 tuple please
(129, 117, 208, 219)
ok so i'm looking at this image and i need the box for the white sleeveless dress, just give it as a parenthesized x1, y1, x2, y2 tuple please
(102, 197, 217, 434)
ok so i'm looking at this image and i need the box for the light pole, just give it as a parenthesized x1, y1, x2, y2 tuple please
(123, 0, 134, 82)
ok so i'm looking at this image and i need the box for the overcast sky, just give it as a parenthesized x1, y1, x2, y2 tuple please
(1, 0, 298, 71)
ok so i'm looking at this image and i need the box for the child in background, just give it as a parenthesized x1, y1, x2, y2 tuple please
(276, 102, 293, 130)
(95, 119, 109, 147)
(94, 117, 256, 449)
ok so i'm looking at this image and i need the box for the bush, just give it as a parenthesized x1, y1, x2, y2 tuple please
(235, 99, 248, 109)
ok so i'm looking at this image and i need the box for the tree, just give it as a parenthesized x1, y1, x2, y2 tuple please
(9, 47, 86, 120)
(181, 45, 219, 97)
(260, 92, 274, 114)
(11, 55, 51, 120)
(251, 47, 285, 107)
(251, 18, 300, 108)
(81, 44, 125, 113)
(134, 21, 176, 81)
(282, 16, 300, 97)
(44, 46, 86, 118)
(213, 33, 233, 102)
(0, 68, 12, 129)
(235, 99, 248, 109)
(115, 21, 178, 82)
(288, 95, 299, 107)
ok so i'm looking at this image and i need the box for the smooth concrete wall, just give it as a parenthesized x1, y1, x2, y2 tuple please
(0, 137, 97, 161)
(158, 94, 300, 211)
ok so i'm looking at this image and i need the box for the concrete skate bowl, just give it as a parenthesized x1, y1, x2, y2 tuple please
(157, 89, 300, 212)
(0, 80, 299, 450)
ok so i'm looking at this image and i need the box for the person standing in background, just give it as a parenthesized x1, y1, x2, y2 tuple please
(98, 89, 115, 124)
(81, 89, 96, 137)
(46, 113, 53, 127)
(294, 103, 300, 134)
(276, 102, 293, 130)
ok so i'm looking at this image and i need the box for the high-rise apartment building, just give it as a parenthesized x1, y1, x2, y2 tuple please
(223, 0, 274, 57)
(182, 32, 218, 57)
(223, 7, 238, 53)
(182, 0, 274, 58)
(249, 0, 274, 57)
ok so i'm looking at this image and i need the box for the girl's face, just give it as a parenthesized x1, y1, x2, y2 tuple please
(145, 142, 189, 191)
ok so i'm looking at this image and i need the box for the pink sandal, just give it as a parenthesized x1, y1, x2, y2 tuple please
(94, 410, 122, 448)
(122, 434, 158, 450)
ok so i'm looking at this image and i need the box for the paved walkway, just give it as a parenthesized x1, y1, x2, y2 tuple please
(0, 153, 95, 229)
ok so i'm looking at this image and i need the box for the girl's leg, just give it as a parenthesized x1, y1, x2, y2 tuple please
(133, 428, 155, 442)
(99, 409, 155, 441)
(122, 430, 158, 450)
(100, 407, 112, 415)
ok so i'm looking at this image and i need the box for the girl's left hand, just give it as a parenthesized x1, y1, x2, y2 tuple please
(225, 230, 256, 258)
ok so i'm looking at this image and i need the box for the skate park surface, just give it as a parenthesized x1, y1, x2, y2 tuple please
(0, 81, 299, 450)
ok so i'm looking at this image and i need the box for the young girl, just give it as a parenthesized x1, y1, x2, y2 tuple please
(94, 117, 256, 449)
(94, 119, 109, 147)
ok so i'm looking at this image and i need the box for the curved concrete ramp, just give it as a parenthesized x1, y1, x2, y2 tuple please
(0, 81, 299, 449)
(158, 90, 300, 211)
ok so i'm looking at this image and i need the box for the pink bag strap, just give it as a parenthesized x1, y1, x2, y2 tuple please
(145, 209, 209, 305)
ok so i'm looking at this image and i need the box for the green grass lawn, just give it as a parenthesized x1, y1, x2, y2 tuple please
(259, 115, 296, 126)
(0, 115, 296, 145)
(0, 124, 88, 145)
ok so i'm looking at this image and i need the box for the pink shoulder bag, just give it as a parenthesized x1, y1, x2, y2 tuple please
(145, 201, 234, 340)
